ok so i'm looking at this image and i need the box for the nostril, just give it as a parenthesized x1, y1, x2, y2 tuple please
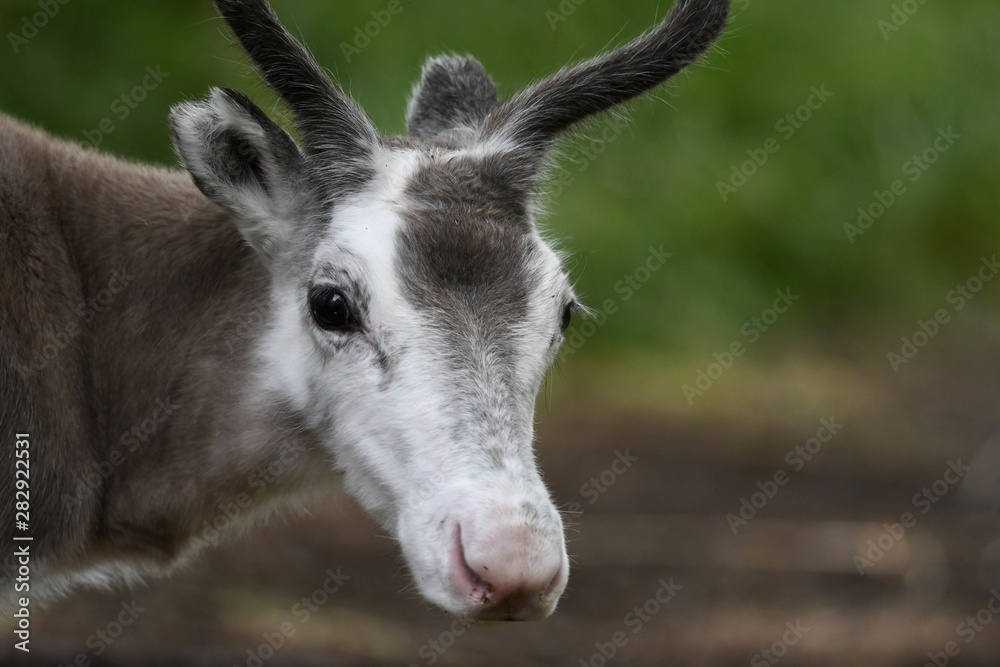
(452, 524, 495, 605)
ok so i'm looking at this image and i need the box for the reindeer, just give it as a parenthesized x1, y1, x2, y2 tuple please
(0, 0, 729, 622)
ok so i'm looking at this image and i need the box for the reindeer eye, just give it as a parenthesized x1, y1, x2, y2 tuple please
(310, 287, 353, 331)
(560, 303, 574, 333)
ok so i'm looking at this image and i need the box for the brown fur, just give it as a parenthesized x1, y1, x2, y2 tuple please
(0, 115, 325, 597)
(0, 0, 730, 607)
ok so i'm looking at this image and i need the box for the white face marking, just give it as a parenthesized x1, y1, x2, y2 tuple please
(453, 137, 524, 161)
(256, 147, 574, 620)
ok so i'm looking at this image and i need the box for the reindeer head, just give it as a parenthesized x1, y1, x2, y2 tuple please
(170, 0, 728, 622)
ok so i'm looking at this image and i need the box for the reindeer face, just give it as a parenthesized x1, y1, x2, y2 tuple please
(292, 150, 575, 621)
(170, 0, 729, 622)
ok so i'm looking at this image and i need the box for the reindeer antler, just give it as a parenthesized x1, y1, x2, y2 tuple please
(214, 0, 379, 176)
(482, 0, 730, 158)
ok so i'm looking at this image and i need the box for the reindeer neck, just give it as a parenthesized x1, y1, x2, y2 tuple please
(20, 120, 328, 561)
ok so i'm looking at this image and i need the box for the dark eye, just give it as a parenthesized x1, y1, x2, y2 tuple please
(309, 287, 353, 331)
(560, 302, 574, 333)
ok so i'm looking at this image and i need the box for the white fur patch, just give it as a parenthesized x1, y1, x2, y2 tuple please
(255, 148, 422, 412)
(319, 148, 423, 324)
(250, 146, 570, 620)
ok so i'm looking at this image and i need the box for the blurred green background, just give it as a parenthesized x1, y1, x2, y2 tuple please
(3, 2, 1000, 665)
(3, 0, 996, 377)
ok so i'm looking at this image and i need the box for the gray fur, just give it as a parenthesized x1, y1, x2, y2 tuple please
(407, 56, 500, 142)
(0, 0, 730, 612)
(0, 116, 327, 593)
(214, 0, 380, 197)
(396, 156, 537, 394)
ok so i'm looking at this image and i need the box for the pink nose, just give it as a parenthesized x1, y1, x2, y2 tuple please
(451, 523, 566, 622)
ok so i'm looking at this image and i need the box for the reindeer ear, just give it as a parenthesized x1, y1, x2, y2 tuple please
(170, 88, 306, 259)
(407, 55, 499, 141)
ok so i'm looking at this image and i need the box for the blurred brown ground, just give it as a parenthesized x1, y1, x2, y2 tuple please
(4, 343, 1000, 667)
